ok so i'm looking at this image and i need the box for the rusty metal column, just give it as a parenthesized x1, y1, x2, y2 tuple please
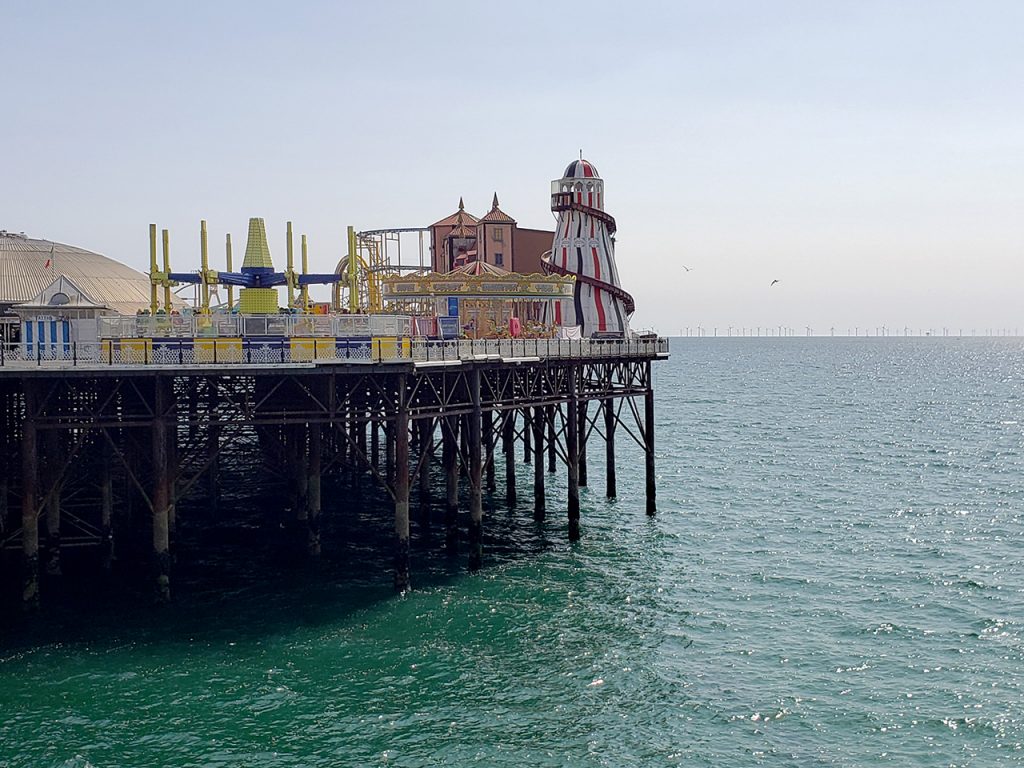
(547, 405, 556, 474)
(523, 408, 532, 465)
(645, 361, 657, 515)
(443, 415, 458, 551)
(152, 376, 172, 601)
(567, 371, 581, 541)
(43, 427, 62, 577)
(394, 374, 411, 591)
(468, 367, 483, 571)
(604, 397, 617, 499)
(307, 421, 322, 556)
(21, 381, 39, 610)
(503, 412, 516, 508)
(532, 405, 545, 521)
(484, 409, 496, 494)
(100, 436, 114, 570)
(418, 417, 432, 513)
(578, 401, 589, 488)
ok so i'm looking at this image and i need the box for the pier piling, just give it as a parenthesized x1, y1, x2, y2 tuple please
(394, 374, 410, 591)
(567, 375, 580, 541)
(645, 362, 657, 516)
(21, 383, 39, 611)
(443, 415, 459, 551)
(468, 368, 483, 571)
(604, 397, 616, 499)
(532, 405, 545, 521)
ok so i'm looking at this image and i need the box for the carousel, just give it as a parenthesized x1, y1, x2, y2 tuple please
(382, 261, 575, 339)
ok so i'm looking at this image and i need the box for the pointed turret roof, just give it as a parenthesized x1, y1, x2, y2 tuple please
(431, 197, 480, 228)
(479, 193, 516, 224)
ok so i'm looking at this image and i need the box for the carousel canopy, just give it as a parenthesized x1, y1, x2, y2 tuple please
(383, 261, 574, 301)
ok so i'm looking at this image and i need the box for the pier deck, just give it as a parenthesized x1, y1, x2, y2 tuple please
(0, 338, 668, 609)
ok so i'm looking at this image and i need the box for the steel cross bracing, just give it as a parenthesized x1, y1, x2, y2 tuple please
(0, 355, 660, 603)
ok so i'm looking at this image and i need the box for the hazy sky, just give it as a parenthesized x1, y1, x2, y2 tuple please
(4, 1, 1022, 332)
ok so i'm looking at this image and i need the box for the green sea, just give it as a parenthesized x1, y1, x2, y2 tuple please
(2, 338, 1022, 766)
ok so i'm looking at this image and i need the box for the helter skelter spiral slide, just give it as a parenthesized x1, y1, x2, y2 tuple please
(542, 158, 635, 337)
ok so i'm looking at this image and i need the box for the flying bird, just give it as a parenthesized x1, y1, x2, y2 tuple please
(681, 265, 693, 272)
(770, 279, 779, 286)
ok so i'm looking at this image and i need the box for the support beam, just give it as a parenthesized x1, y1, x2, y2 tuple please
(418, 417, 431, 518)
(468, 368, 483, 570)
(578, 401, 589, 488)
(443, 415, 458, 551)
(547, 405, 556, 474)
(43, 428, 62, 577)
(307, 422, 322, 556)
(484, 409, 496, 494)
(645, 362, 657, 516)
(567, 376, 581, 541)
(101, 436, 114, 570)
(532, 405, 545, 521)
(21, 383, 39, 610)
(523, 408, 532, 465)
(152, 377, 172, 601)
(394, 374, 411, 591)
(503, 412, 516, 508)
(604, 397, 617, 499)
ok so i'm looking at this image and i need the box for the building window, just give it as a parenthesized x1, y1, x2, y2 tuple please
(495, 252, 504, 267)
(492, 227, 503, 242)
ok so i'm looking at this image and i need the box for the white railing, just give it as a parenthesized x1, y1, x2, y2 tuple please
(98, 313, 414, 340)
(0, 337, 669, 368)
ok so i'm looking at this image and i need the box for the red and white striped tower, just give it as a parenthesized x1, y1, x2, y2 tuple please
(545, 158, 634, 336)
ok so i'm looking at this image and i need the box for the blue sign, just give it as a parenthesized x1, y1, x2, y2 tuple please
(447, 297, 459, 317)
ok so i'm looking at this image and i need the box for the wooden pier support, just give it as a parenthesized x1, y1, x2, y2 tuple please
(532, 405, 545, 521)
(567, 376, 581, 541)
(21, 383, 39, 610)
(503, 413, 516, 507)
(152, 377, 173, 602)
(394, 375, 410, 591)
(443, 415, 459, 551)
(468, 368, 483, 571)
(604, 397, 616, 499)
(645, 363, 657, 516)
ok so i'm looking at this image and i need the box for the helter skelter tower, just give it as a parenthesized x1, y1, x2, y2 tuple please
(544, 158, 635, 336)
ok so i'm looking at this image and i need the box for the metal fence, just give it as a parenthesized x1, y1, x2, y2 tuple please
(97, 313, 414, 340)
(0, 336, 669, 368)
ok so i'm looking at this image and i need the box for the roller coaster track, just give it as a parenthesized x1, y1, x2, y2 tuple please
(543, 195, 635, 315)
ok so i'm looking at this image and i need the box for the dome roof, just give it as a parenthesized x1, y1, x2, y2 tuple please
(562, 158, 600, 179)
(0, 230, 155, 314)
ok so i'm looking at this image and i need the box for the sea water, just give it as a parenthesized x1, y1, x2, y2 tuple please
(1, 337, 1022, 766)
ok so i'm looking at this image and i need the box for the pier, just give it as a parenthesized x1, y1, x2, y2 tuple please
(0, 337, 667, 610)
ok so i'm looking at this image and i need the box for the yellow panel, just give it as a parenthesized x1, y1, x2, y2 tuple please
(372, 337, 411, 361)
(239, 287, 278, 313)
(195, 338, 243, 363)
(290, 338, 336, 362)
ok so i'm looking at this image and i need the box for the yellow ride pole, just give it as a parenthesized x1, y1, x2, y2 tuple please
(161, 229, 172, 312)
(286, 221, 295, 309)
(347, 225, 358, 313)
(200, 220, 210, 314)
(300, 234, 309, 311)
(149, 223, 159, 314)
(225, 233, 234, 310)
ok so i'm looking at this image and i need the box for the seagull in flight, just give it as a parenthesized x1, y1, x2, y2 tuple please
(770, 279, 780, 286)
(681, 265, 693, 272)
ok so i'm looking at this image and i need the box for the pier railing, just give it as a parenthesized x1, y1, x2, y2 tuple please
(0, 337, 669, 368)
